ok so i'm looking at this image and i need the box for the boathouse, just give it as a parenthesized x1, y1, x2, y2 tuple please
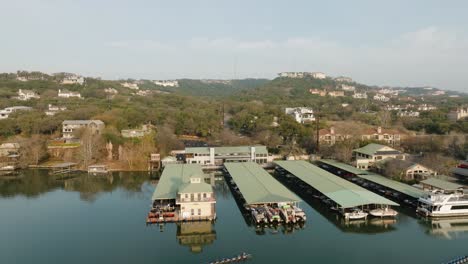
(150, 164, 216, 223)
(420, 178, 463, 192)
(274, 160, 399, 210)
(316, 159, 426, 205)
(224, 162, 300, 206)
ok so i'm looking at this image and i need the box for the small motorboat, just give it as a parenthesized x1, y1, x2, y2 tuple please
(370, 207, 398, 218)
(344, 209, 368, 220)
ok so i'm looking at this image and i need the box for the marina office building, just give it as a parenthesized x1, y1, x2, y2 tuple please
(184, 146, 271, 167)
(150, 164, 216, 223)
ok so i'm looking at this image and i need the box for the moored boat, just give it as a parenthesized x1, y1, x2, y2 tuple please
(344, 208, 368, 220)
(370, 207, 398, 218)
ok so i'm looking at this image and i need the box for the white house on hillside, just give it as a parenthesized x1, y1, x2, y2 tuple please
(0, 106, 33, 119)
(373, 94, 390, 102)
(58, 89, 81, 98)
(285, 107, 315, 123)
(153, 80, 179, 87)
(16, 89, 40, 101)
(45, 104, 66, 116)
(353, 92, 368, 99)
(61, 75, 84, 85)
(121, 82, 139, 90)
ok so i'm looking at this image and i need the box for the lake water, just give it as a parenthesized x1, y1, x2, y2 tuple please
(1, 170, 467, 264)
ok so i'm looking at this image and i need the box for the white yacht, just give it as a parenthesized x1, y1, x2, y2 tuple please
(417, 190, 468, 218)
(344, 209, 368, 220)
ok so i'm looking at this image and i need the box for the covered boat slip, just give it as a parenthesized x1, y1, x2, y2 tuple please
(224, 162, 300, 205)
(152, 164, 204, 201)
(318, 159, 425, 200)
(274, 160, 398, 209)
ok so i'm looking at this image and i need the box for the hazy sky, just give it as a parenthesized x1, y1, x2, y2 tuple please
(1, 0, 468, 92)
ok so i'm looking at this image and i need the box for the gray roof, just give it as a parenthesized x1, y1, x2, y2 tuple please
(353, 143, 398, 156)
(152, 164, 206, 200)
(420, 178, 463, 190)
(319, 159, 425, 199)
(62, 120, 104, 125)
(453, 167, 468, 177)
(225, 162, 300, 205)
(185, 145, 268, 155)
(275, 160, 398, 208)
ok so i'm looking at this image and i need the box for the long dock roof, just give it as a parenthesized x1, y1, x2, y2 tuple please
(152, 164, 204, 200)
(275, 160, 398, 208)
(224, 162, 300, 205)
(319, 159, 425, 199)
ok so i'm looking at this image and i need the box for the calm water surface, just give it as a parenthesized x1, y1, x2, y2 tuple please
(0, 170, 466, 264)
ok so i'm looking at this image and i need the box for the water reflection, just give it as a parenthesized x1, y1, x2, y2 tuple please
(421, 218, 468, 240)
(0, 169, 153, 202)
(176, 221, 217, 253)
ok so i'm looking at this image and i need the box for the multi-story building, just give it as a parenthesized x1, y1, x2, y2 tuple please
(352, 92, 368, 99)
(353, 143, 405, 170)
(361, 126, 402, 146)
(184, 146, 271, 167)
(374, 158, 437, 180)
(16, 89, 40, 101)
(373, 94, 390, 102)
(285, 107, 315, 123)
(153, 80, 179, 87)
(61, 75, 85, 85)
(278, 72, 326, 79)
(62, 120, 105, 139)
(104, 88, 119, 94)
(448, 107, 468, 121)
(310, 72, 326, 79)
(318, 126, 351, 145)
(58, 89, 81, 98)
(0, 106, 33, 119)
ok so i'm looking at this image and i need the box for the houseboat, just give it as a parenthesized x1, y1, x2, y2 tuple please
(417, 189, 468, 218)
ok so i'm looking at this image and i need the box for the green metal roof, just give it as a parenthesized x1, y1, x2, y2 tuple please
(353, 143, 388, 156)
(359, 174, 425, 199)
(274, 160, 398, 208)
(319, 159, 370, 175)
(152, 164, 206, 200)
(185, 145, 268, 155)
(319, 159, 425, 199)
(224, 162, 300, 205)
(420, 177, 463, 190)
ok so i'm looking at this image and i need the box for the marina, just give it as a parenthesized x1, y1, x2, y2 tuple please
(274, 160, 399, 220)
(0, 170, 468, 264)
(224, 162, 305, 225)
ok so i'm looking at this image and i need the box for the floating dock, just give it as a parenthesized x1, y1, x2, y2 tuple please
(224, 162, 306, 224)
(317, 159, 425, 206)
(274, 161, 398, 216)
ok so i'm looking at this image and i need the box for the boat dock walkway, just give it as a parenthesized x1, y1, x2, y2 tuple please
(317, 159, 425, 206)
(274, 160, 399, 210)
(224, 162, 300, 206)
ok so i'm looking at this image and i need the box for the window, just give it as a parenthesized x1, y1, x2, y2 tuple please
(203, 193, 207, 199)
(197, 193, 201, 201)
(185, 194, 188, 199)
(198, 209, 201, 216)
(452, 205, 468, 210)
(191, 209, 194, 216)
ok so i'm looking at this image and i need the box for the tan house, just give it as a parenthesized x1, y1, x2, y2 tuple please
(62, 120, 105, 139)
(374, 158, 437, 180)
(361, 126, 402, 146)
(328, 91, 345, 97)
(318, 126, 351, 145)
